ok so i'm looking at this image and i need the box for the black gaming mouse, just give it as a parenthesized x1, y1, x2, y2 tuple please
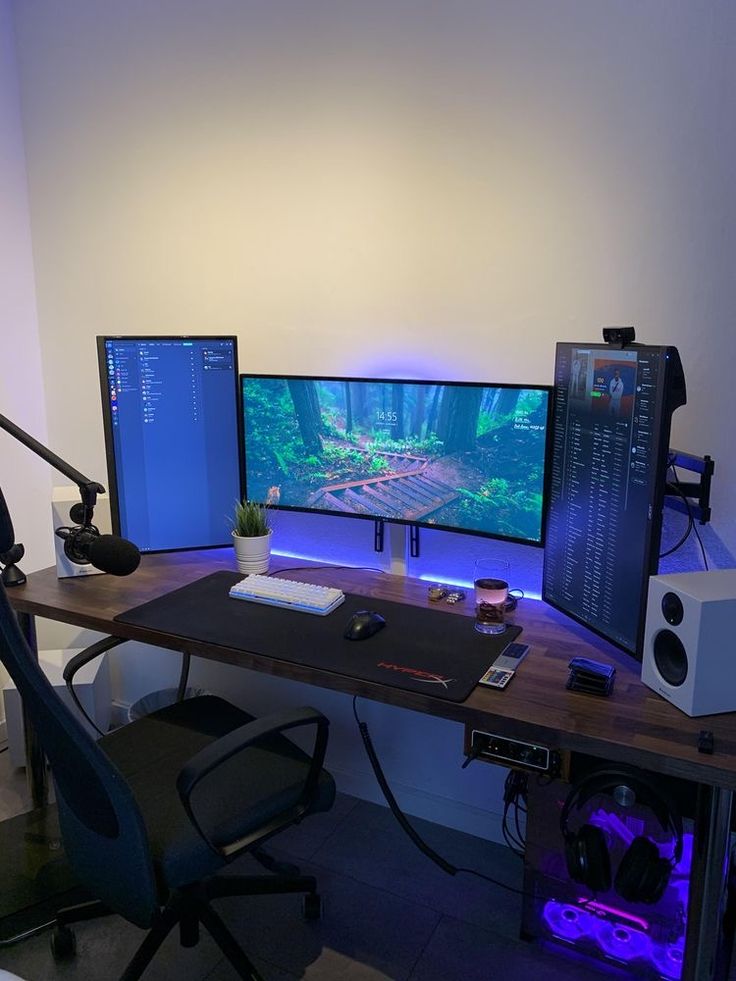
(343, 610, 386, 641)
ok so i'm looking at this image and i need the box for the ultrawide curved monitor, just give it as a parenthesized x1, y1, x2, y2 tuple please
(241, 374, 552, 546)
(98, 336, 243, 552)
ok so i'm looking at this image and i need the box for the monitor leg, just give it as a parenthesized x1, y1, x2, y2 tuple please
(16, 611, 49, 808)
(373, 518, 385, 553)
(409, 524, 420, 558)
(683, 784, 733, 980)
(387, 524, 409, 577)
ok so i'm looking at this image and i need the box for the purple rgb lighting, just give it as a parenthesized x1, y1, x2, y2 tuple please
(596, 920, 651, 962)
(582, 898, 650, 932)
(651, 942, 685, 981)
(541, 900, 685, 979)
(538, 825, 694, 980)
(542, 901, 594, 942)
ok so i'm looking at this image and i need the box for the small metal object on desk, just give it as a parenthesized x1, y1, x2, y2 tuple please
(428, 586, 448, 602)
(698, 730, 715, 755)
(445, 591, 466, 604)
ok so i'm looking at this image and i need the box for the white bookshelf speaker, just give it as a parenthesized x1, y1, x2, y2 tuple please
(641, 569, 736, 716)
(52, 487, 111, 579)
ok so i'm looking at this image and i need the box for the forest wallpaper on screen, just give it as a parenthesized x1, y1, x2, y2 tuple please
(243, 377, 549, 542)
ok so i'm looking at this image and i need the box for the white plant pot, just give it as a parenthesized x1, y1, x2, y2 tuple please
(232, 530, 272, 575)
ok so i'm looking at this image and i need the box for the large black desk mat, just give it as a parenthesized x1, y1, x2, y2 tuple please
(114, 571, 521, 704)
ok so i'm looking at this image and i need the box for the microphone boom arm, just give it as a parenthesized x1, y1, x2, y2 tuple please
(0, 411, 106, 585)
(0, 412, 104, 513)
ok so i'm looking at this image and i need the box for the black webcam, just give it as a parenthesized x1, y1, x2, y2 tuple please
(602, 326, 636, 347)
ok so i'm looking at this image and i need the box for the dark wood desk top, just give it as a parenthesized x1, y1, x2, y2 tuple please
(9, 549, 736, 788)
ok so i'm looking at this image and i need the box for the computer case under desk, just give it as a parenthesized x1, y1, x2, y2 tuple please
(522, 769, 694, 980)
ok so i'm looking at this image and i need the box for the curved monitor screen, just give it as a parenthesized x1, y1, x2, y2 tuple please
(242, 374, 552, 545)
(98, 336, 242, 552)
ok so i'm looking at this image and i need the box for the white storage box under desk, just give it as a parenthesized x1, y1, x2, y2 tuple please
(3, 648, 111, 768)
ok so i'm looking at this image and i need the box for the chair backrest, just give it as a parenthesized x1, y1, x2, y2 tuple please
(0, 582, 160, 928)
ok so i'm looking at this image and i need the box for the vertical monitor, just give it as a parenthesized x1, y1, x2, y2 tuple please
(98, 336, 242, 552)
(242, 374, 552, 545)
(542, 342, 686, 656)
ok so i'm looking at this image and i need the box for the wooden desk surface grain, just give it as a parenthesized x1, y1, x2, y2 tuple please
(9, 549, 736, 789)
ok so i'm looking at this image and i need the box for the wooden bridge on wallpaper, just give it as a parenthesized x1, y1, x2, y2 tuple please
(307, 450, 459, 521)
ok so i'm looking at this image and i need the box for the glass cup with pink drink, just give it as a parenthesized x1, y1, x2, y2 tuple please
(474, 560, 510, 635)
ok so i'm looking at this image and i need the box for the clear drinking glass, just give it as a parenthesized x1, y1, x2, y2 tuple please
(474, 559, 510, 635)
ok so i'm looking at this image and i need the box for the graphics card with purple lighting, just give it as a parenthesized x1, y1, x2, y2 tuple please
(528, 805, 692, 980)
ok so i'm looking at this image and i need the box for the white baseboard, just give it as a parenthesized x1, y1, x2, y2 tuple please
(331, 764, 506, 846)
(110, 699, 132, 729)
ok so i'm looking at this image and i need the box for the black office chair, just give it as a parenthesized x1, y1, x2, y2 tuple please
(0, 580, 335, 980)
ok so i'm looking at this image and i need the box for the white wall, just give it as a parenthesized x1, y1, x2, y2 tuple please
(0, 0, 50, 718)
(8, 0, 736, 835)
(0, 0, 49, 570)
(10, 0, 736, 556)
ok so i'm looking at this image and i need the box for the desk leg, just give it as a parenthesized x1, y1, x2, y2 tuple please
(15, 611, 49, 808)
(683, 784, 733, 981)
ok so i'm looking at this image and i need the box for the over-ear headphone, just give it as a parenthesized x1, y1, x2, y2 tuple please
(559, 768, 683, 905)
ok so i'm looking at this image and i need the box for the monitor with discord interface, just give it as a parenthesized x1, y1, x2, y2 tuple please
(542, 341, 686, 656)
(241, 374, 552, 545)
(98, 336, 242, 552)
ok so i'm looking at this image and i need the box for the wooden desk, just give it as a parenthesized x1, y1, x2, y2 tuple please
(8, 549, 735, 979)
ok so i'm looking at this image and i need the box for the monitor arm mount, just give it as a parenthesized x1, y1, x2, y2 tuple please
(373, 519, 421, 559)
(665, 449, 714, 525)
(0, 412, 105, 586)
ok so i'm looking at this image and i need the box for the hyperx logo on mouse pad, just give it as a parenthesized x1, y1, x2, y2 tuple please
(376, 661, 456, 689)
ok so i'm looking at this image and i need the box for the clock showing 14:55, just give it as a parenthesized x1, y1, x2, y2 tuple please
(375, 410, 398, 424)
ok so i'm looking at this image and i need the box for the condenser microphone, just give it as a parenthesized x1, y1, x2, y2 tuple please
(55, 525, 141, 576)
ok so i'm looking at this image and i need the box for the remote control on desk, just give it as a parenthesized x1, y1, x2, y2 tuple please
(478, 667, 515, 690)
(492, 641, 530, 673)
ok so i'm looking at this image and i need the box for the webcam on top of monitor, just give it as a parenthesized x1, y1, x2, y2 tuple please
(602, 325, 636, 347)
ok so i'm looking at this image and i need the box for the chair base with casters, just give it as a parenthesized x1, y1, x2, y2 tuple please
(51, 868, 322, 981)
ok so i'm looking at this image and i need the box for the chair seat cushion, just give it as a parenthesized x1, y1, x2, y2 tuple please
(99, 695, 335, 893)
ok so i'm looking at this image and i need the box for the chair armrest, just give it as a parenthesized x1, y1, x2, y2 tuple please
(62, 635, 127, 686)
(63, 636, 127, 736)
(176, 706, 330, 855)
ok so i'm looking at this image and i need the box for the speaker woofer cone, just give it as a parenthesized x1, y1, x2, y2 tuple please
(653, 630, 688, 687)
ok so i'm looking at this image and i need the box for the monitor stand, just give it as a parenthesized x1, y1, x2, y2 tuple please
(387, 523, 409, 576)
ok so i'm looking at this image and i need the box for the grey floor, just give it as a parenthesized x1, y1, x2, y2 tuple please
(0, 748, 632, 980)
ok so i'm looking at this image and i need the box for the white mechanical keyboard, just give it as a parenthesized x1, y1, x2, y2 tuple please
(228, 574, 346, 615)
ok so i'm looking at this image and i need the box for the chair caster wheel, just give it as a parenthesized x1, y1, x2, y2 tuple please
(302, 893, 322, 920)
(51, 924, 77, 960)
